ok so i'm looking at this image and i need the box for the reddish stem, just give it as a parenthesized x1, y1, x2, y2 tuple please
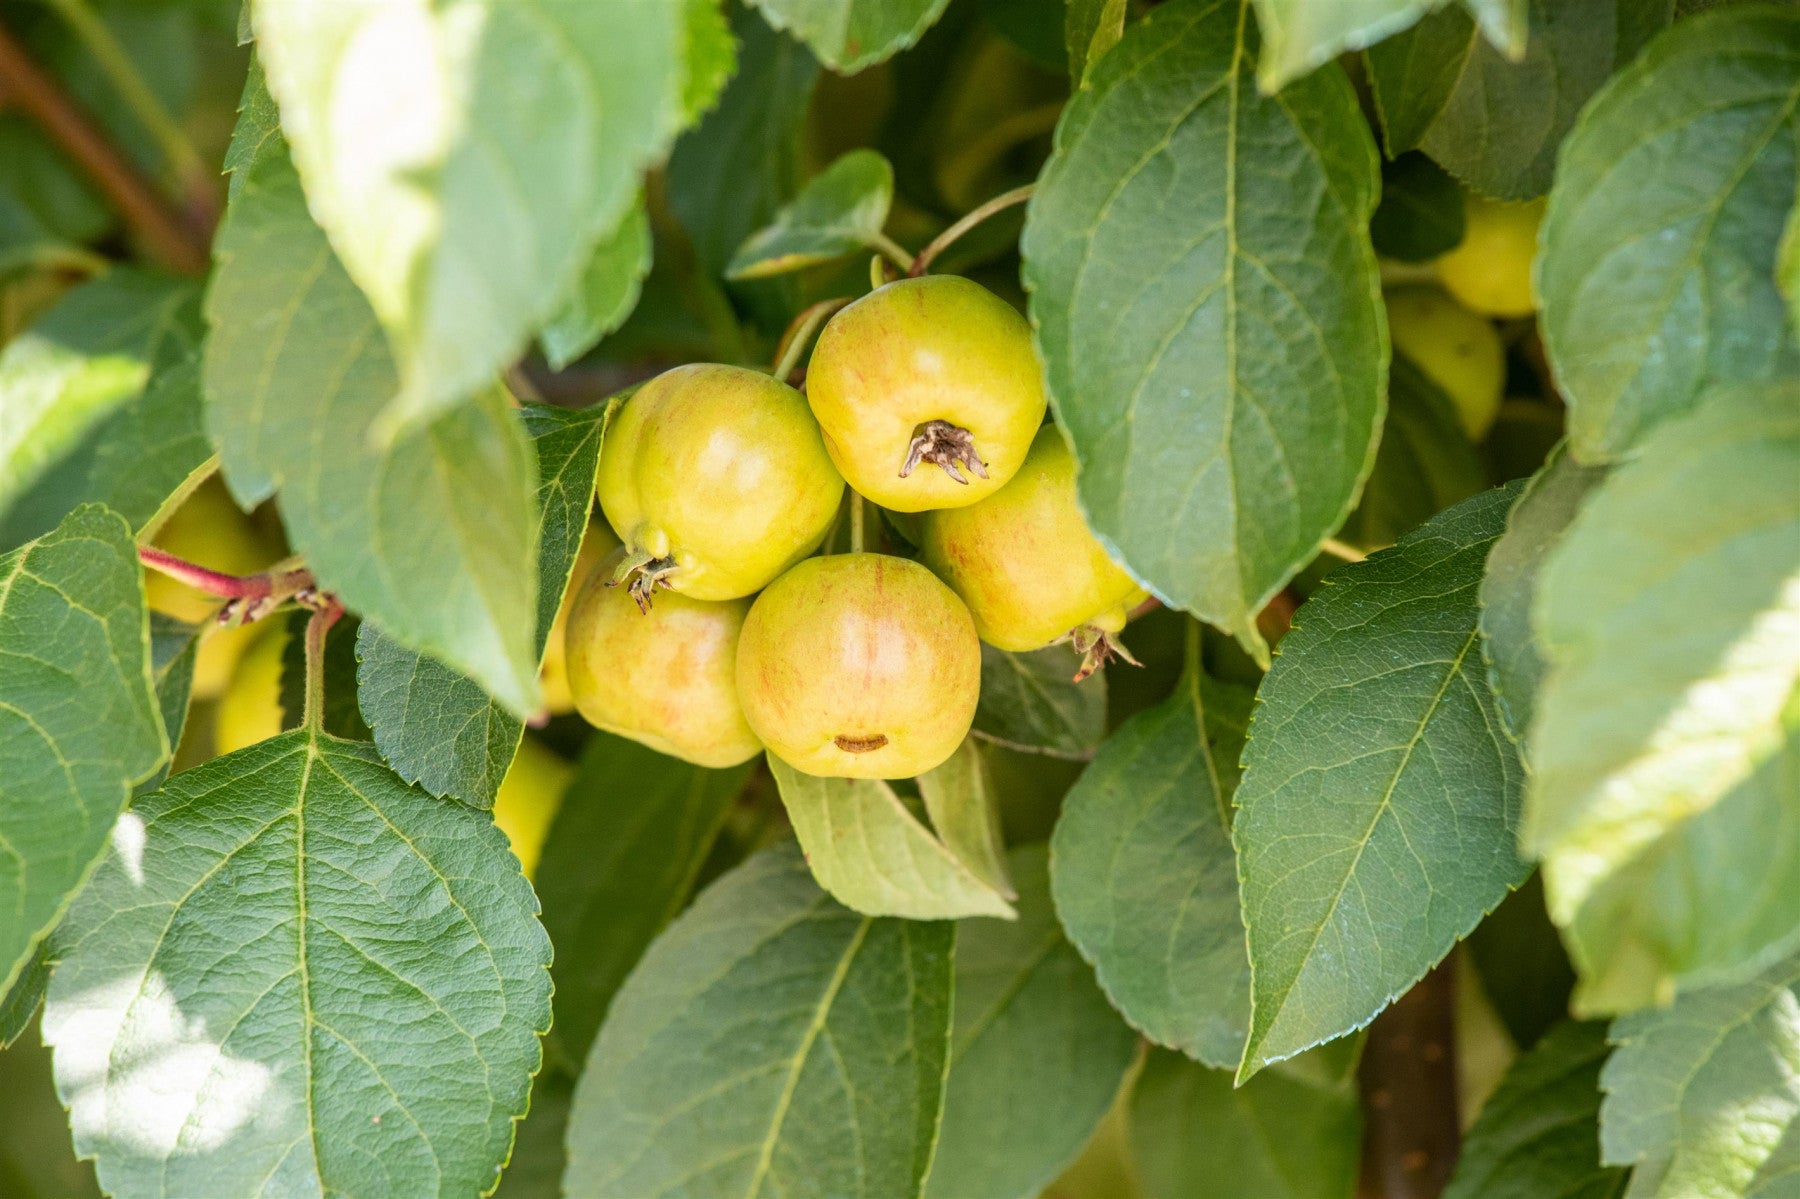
(1357, 962, 1461, 1199)
(138, 546, 314, 624)
(299, 591, 344, 733)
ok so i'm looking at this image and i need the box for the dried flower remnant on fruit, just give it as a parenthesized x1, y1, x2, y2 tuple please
(900, 419, 989, 484)
(605, 547, 678, 613)
(1064, 624, 1142, 683)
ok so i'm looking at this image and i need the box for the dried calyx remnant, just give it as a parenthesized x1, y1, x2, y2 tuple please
(1065, 624, 1141, 683)
(900, 419, 988, 484)
(833, 733, 889, 753)
(607, 549, 678, 613)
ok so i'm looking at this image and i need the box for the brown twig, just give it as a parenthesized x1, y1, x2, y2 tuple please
(0, 18, 209, 275)
(1357, 961, 1461, 1199)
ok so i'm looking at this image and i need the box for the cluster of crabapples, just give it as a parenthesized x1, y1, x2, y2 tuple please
(556, 274, 1146, 780)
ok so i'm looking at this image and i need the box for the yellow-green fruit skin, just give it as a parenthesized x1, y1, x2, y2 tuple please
(213, 619, 287, 755)
(492, 735, 573, 880)
(920, 426, 1147, 652)
(1385, 285, 1506, 440)
(736, 554, 980, 779)
(596, 363, 844, 601)
(565, 562, 762, 769)
(539, 520, 621, 716)
(1435, 195, 1544, 319)
(805, 275, 1048, 512)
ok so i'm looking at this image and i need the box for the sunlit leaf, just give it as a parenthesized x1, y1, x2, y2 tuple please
(727, 149, 894, 280)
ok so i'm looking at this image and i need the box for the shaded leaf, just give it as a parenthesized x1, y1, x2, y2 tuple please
(1781, 197, 1800, 337)
(356, 402, 606, 806)
(252, 0, 689, 427)
(1023, 0, 1384, 662)
(1444, 1020, 1626, 1199)
(1601, 948, 1800, 1198)
(1420, 0, 1673, 201)
(0, 1017, 101, 1199)
(278, 611, 368, 742)
(141, 612, 204, 793)
(1477, 444, 1606, 744)
(1371, 153, 1467, 263)
(768, 756, 1016, 920)
(1252, 0, 1523, 94)
(564, 841, 954, 1199)
(727, 149, 895, 279)
(1537, 5, 1800, 463)
(1235, 485, 1529, 1077)
(1051, 665, 1256, 1069)
(540, 201, 653, 370)
(493, 1071, 573, 1199)
(1526, 384, 1800, 1012)
(205, 84, 541, 716)
(0, 270, 200, 544)
(1365, 6, 1477, 157)
(537, 733, 752, 1071)
(745, 0, 951, 71)
(1066, 0, 1128, 82)
(1130, 1045, 1361, 1199)
(1465, 873, 1578, 1050)
(923, 845, 1137, 1199)
(972, 643, 1107, 760)
(0, 945, 47, 1050)
(0, 504, 165, 999)
(1340, 352, 1487, 550)
(43, 731, 553, 1198)
(917, 739, 1014, 899)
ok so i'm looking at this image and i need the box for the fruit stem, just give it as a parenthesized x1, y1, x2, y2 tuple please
(849, 492, 865, 554)
(869, 232, 915, 274)
(1319, 537, 1367, 564)
(771, 297, 854, 384)
(909, 184, 1035, 277)
(138, 546, 315, 625)
(299, 589, 344, 734)
(869, 253, 891, 291)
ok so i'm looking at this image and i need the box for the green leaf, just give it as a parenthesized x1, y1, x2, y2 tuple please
(683, 0, 740, 125)
(922, 845, 1137, 1199)
(537, 733, 753, 1071)
(1526, 384, 1800, 1012)
(540, 202, 653, 370)
(1365, 7, 1477, 157)
(278, 611, 369, 742)
(42, 731, 553, 1197)
(1251, 0, 1524, 94)
(1340, 352, 1487, 550)
(1465, 873, 1578, 1050)
(1370, 152, 1468, 262)
(1234, 485, 1529, 1078)
(356, 402, 606, 806)
(0, 945, 48, 1050)
(667, 7, 821, 278)
(971, 643, 1107, 760)
(917, 740, 1015, 900)
(141, 612, 204, 793)
(1444, 1020, 1626, 1199)
(727, 149, 895, 280)
(1600, 948, 1800, 1198)
(1477, 444, 1606, 744)
(767, 756, 1017, 920)
(744, 0, 951, 71)
(1066, 0, 1128, 82)
(1780, 198, 1800, 338)
(564, 841, 954, 1199)
(0, 270, 200, 541)
(1051, 666, 1256, 1069)
(0, 121, 108, 268)
(251, 0, 689, 429)
(1537, 5, 1800, 464)
(0, 1017, 101, 1199)
(1419, 0, 1673, 201)
(205, 87, 541, 717)
(1130, 1046, 1361, 1199)
(0, 504, 165, 1000)
(493, 1071, 573, 1198)
(1023, 0, 1385, 663)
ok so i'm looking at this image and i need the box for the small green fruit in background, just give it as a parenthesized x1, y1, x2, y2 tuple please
(596, 363, 844, 607)
(492, 734, 574, 880)
(736, 553, 980, 779)
(1435, 194, 1544, 319)
(1386, 285, 1506, 440)
(805, 275, 1047, 513)
(213, 618, 288, 755)
(565, 550, 762, 769)
(921, 425, 1146, 680)
(539, 520, 621, 716)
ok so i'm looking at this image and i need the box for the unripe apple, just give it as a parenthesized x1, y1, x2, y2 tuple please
(735, 553, 980, 779)
(539, 520, 621, 716)
(492, 734, 573, 881)
(213, 619, 287, 755)
(920, 425, 1146, 679)
(805, 275, 1047, 512)
(565, 550, 762, 769)
(596, 363, 844, 607)
(1435, 195, 1544, 319)
(1385, 285, 1505, 440)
